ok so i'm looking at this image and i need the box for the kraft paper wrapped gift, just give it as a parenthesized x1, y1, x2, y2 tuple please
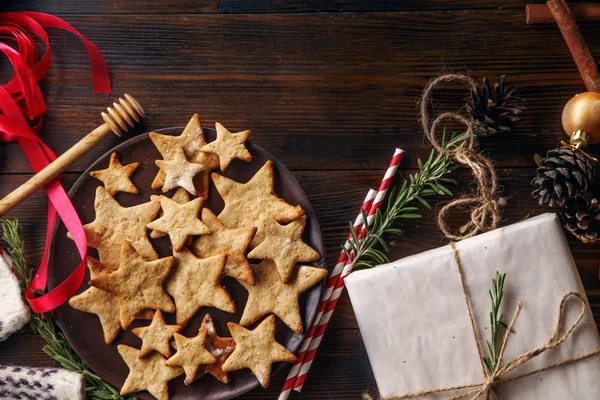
(345, 213, 600, 399)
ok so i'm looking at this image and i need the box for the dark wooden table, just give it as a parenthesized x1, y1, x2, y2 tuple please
(1, 1, 599, 399)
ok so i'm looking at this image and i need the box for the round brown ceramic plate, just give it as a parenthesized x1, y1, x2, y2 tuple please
(47, 127, 326, 400)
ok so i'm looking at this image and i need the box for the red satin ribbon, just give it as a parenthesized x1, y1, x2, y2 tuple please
(0, 12, 111, 313)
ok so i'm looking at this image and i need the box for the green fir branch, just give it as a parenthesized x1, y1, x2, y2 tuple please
(1, 218, 136, 400)
(344, 130, 472, 269)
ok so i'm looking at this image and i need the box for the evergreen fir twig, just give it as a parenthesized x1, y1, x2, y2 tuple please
(482, 271, 507, 374)
(1, 218, 136, 400)
(344, 130, 472, 269)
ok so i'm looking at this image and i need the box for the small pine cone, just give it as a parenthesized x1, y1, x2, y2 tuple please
(467, 75, 525, 137)
(531, 146, 594, 207)
(563, 194, 600, 243)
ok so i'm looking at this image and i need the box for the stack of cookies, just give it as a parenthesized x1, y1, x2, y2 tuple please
(68, 115, 327, 400)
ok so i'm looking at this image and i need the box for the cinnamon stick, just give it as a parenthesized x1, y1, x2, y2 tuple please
(546, 0, 600, 93)
(527, 4, 600, 24)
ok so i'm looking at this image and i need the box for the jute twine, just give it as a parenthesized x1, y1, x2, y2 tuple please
(420, 74, 504, 241)
(363, 243, 600, 400)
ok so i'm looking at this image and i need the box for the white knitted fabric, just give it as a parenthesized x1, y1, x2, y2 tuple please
(0, 365, 84, 400)
(0, 247, 30, 342)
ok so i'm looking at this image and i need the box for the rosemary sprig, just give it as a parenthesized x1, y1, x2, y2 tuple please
(344, 130, 472, 269)
(482, 271, 507, 374)
(1, 218, 136, 400)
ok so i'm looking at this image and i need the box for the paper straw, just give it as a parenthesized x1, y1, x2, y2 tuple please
(292, 148, 404, 392)
(278, 188, 377, 400)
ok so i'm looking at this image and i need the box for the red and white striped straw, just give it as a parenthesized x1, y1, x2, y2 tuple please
(278, 148, 404, 398)
(291, 148, 404, 393)
(278, 188, 377, 400)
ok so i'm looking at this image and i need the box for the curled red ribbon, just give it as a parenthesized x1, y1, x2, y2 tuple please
(0, 12, 111, 313)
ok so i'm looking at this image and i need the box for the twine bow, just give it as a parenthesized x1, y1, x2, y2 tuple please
(420, 74, 504, 241)
(364, 243, 600, 400)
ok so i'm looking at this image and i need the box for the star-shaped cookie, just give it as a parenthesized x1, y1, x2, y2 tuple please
(90, 241, 175, 329)
(192, 209, 256, 285)
(150, 114, 219, 199)
(239, 260, 327, 333)
(69, 257, 121, 344)
(155, 147, 205, 195)
(81, 186, 160, 270)
(201, 122, 252, 171)
(150, 188, 191, 239)
(147, 196, 211, 251)
(165, 248, 235, 325)
(212, 160, 304, 247)
(90, 152, 140, 196)
(195, 314, 236, 384)
(223, 315, 296, 388)
(118, 344, 183, 400)
(248, 215, 320, 283)
(132, 310, 182, 359)
(165, 328, 217, 385)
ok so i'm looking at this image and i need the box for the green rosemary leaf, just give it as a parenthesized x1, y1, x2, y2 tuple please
(439, 177, 458, 185)
(384, 227, 403, 236)
(398, 213, 422, 219)
(414, 196, 431, 209)
(349, 221, 359, 245)
(355, 260, 374, 268)
(436, 183, 453, 196)
(342, 245, 352, 260)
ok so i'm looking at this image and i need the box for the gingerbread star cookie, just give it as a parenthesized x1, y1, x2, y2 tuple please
(150, 188, 191, 239)
(223, 315, 296, 388)
(147, 196, 211, 251)
(81, 187, 160, 270)
(118, 344, 183, 400)
(165, 328, 217, 385)
(69, 257, 121, 344)
(196, 314, 236, 384)
(201, 122, 252, 171)
(132, 310, 182, 359)
(90, 152, 140, 196)
(240, 260, 327, 333)
(151, 114, 219, 199)
(212, 160, 304, 247)
(155, 147, 204, 195)
(248, 215, 320, 283)
(90, 241, 175, 329)
(192, 209, 256, 285)
(165, 248, 235, 325)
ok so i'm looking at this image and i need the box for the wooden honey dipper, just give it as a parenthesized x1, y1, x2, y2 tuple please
(0, 94, 144, 216)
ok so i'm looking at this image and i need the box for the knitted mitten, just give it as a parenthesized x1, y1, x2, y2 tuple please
(0, 247, 30, 342)
(0, 365, 84, 400)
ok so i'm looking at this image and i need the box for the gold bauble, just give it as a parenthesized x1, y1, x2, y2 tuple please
(562, 92, 600, 146)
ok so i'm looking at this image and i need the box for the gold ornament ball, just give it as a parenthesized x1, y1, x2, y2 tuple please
(562, 92, 600, 145)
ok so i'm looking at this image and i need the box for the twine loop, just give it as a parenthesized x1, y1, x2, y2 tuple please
(420, 74, 504, 240)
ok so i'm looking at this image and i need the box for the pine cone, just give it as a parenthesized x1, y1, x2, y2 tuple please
(467, 75, 525, 137)
(563, 194, 600, 243)
(531, 146, 594, 207)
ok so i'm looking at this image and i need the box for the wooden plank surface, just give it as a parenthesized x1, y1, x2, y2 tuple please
(2, 1, 545, 14)
(1, 1, 599, 399)
(0, 10, 600, 173)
